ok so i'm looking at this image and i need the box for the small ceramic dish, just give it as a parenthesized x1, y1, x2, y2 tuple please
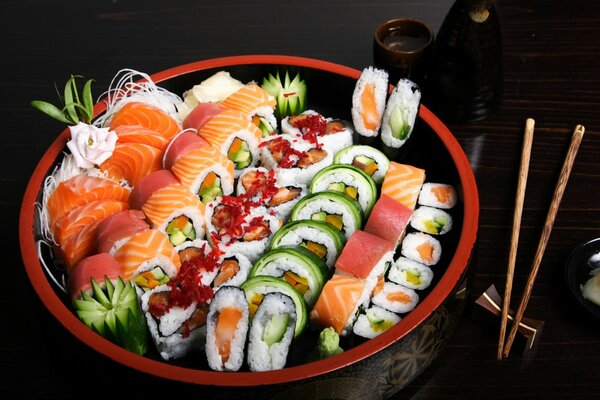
(564, 237, 600, 320)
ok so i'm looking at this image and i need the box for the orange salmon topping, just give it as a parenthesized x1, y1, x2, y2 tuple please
(215, 307, 243, 363)
(373, 275, 385, 296)
(213, 260, 240, 287)
(387, 291, 412, 304)
(432, 186, 452, 203)
(360, 83, 379, 130)
(417, 242, 434, 263)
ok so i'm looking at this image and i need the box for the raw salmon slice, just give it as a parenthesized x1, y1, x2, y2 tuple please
(219, 83, 275, 116)
(171, 145, 234, 191)
(199, 109, 262, 149)
(46, 176, 130, 228)
(142, 183, 205, 228)
(310, 274, 366, 335)
(96, 210, 150, 254)
(109, 102, 181, 139)
(162, 131, 209, 170)
(100, 142, 162, 186)
(113, 125, 169, 150)
(381, 162, 425, 210)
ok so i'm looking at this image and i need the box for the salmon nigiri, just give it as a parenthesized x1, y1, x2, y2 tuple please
(109, 102, 181, 140)
(46, 175, 130, 228)
(219, 83, 276, 130)
(113, 125, 169, 151)
(381, 162, 425, 210)
(100, 142, 162, 186)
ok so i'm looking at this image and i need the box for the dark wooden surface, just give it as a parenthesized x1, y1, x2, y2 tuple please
(3, 0, 600, 398)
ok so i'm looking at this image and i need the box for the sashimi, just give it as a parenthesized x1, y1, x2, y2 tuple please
(335, 230, 394, 279)
(309, 274, 366, 335)
(99, 142, 162, 186)
(162, 131, 209, 171)
(113, 125, 169, 150)
(57, 220, 104, 271)
(364, 194, 413, 247)
(96, 210, 150, 254)
(129, 170, 179, 210)
(182, 103, 222, 131)
(46, 176, 130, 228)
(67, 253, 122, 299)
(142, 183, 205, 228)
(219, 83, 276, 117)
(109, 101, 181, 139)
(381, 162, 425, 210)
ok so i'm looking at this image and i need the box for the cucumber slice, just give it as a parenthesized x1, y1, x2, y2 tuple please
(262, 312, 291, 346)
(389, 106, 410, 140)
(241, 276, 308, 337)
(327, 182, 346, 192)
(200, 185, 222, 204)
(169, 229, 187, 246)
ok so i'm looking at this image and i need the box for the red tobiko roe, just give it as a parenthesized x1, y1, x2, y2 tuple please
(167, 244, 217, 309)
(263, 137, 307, 168)
(245, 169, 279, 203)
(290, 113, 327, 149)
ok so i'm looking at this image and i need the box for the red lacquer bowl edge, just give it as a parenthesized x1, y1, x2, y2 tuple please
(19, 54, 479, 386)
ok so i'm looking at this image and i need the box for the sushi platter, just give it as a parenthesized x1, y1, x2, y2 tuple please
(20, 55, 478, 394)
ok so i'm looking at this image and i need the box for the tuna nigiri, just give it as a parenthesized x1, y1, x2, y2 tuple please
(67, 253, 122, 299)
(129, 170, 179, 210)
(364, 194, 413, 247)
(109, 102, 181, 140)
(96, 210, 150, 254)
(162, 130, 209, 171)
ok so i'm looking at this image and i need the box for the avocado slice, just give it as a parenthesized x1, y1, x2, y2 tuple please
(169, 229, 187, 246)
(262, 312, 290, 346)
(327, 182, 345, 192)
(311, 211, 327, 222)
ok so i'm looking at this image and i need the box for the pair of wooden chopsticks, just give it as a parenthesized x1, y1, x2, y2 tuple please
(497, 119, 585, 359)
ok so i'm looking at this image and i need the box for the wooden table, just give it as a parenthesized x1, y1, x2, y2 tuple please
(3, 0, 599, 398)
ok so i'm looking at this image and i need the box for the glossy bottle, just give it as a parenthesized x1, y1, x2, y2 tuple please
(433, 0, 503, 122)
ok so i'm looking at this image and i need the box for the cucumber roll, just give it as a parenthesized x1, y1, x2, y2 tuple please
(289, 191, 364, 240)
(380, 78, 421, 149)
(247, 292, 296, 371)
(309, 164, 378, 217)
(387, 256, 434, 291)
(352, 305, 401, 339)
(241, 275, 308, 337)
(333, 145, 390, 184)
(205, 286, 249, 371)
(249, 246, 329, 307)
(410, 206, 453, 235)
(268, 219, 346, 270)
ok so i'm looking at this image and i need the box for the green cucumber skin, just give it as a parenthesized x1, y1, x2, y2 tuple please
(290, 191, 364, 230)
(269, 219, 346, 254)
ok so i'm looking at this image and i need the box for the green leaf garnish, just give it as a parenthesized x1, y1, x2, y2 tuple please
(31, 75, 95, 125)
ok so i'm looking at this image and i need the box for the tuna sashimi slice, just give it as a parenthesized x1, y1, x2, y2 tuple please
(67, 253, 122, 299)
(182, 103, 222, 131)
(129, 170, 179, 210)
(364, 194, 413, 247)
(96, 210, 150, 254)
(162, 130, 209, 171)
(335, 230, 394, 279)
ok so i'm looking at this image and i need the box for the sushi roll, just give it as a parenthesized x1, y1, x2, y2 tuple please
(381, 161, 426, 210)
(351, 66, 389, 138)
(418, 182, 458, 209)
(372, 281, 419, 314)
(176, 240, 221, 286)
(219, 83, 277, 137)
(114, 229, 181, 290)
(212, 251, 252, 290)
(205, 286, 249, 371)
(96, 210, 150, 254)
(387, 257, 434, 291)
(260, 134, 333, 187)
(206, 201, 282, 263)
(268, 219, 346, 270)
(241, 275, 308, 337)
(281, 110, 353, 156)
(199, 109, 262, 176)
(289, 191, 364, 240)
(410, 206, 453, 235)
(141, 284, 210, 360)
(401, 232, 442, 266)
(167, 132, 235, 204)
(364, 194, 413, 248)
(309, 273, 369, 336)
(352, 305, 401, 339)
(333, 144, 390, 184)
(236, 167, 306, 220)
(246, 292, 297, 371)
(309, 164, 378, 217)
(249, 246, 329, 307)
(380, 79, 421, 149)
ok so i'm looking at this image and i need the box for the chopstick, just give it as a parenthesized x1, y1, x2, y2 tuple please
(497, 118, 535, 360)
(502, 124, 585, 358)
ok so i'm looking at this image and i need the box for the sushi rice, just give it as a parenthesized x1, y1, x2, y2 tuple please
(387, 256, 434, 291)
(352, 305, 401, 339)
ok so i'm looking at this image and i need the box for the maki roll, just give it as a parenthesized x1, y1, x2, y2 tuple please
(333, 144, 390, 184)
(246, 292, 297, 371)
(249, 246, 329, 307)
(380, 79, 421, 148)
(372, 281, 419, 314)
(387, 257, 434, 291)
(289, 191, 364, 240)
(400, 232, 442, 266)
(281, 110, 353, 156)
(205, 286, 249, 371)
(212, 251, 252, 290)
(309, 164, 378, 217)
(418, 182, 458, 209)
(351, 66, 389, 137)
(352, 305, 401, 339)
(268, 219, 346, 270)
(410, 206, 453, 235)
(241, 275, 308, 337)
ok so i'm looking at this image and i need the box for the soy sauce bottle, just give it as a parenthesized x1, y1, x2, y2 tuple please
(433, 0, 503, 123)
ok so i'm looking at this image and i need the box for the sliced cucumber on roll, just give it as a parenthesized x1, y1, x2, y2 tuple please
(333, 144, 390, 184)
(309, 164, 378, 216)
(249, 246, 329, 307)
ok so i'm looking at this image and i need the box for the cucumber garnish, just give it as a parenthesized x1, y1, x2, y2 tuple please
(261, 71, 307, 119)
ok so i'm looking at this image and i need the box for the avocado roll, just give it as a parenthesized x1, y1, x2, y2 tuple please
(333, 144, 391, 184)
(352, 305, 401, 339)
(289, 191, 364, 240)
(351, 66, 389, 138)
(249, 246, 329, 307)
(241, 275, 308, 337)
(410, 206, 453, 235)
(268, 219, 346, 270)
(380, 78, 421, 148)
(387, 256, 434, 291)
(309, 164, 378, 217)
(246, 292, 296, 371)
(205, 286, 249, 371)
